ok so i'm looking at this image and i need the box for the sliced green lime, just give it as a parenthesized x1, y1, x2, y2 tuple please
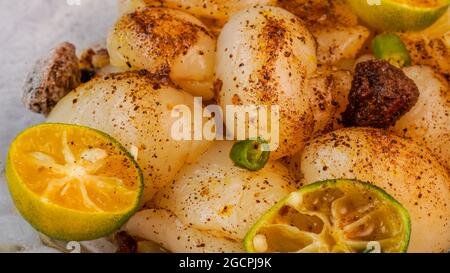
(346, 0, 450, 31)
(244, 179, 411, 253)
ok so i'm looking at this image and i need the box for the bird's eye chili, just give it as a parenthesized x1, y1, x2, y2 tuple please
(230, 138, 270, 171)
(372, 33, 412, 68)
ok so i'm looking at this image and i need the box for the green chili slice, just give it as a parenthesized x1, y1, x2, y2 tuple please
(372, 33, 412, 68)
(230, 138, 270, 171)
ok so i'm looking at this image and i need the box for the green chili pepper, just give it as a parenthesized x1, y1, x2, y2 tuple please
(372, 33, 412, 68)
(230, 138, 270, 171)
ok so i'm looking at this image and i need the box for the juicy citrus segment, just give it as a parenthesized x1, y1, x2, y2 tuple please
(345, 0, 450, 31)
(244, 180, 411, 253)
(6, 123, 143, 241)
(10, 124, 140, 212)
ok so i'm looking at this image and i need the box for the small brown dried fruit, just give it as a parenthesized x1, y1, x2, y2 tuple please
(22, 42, 81, 115)
(342, 60, 419, 128)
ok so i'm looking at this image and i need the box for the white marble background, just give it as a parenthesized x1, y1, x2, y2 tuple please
(0, 0, 118, 252)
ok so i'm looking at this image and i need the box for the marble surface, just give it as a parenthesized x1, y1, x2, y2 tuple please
(0, 0, 118, 252)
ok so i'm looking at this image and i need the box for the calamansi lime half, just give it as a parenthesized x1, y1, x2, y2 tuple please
(346, 0, 450, 31)
(5, 123, 143, 241)
(244, 179, 411, 253)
